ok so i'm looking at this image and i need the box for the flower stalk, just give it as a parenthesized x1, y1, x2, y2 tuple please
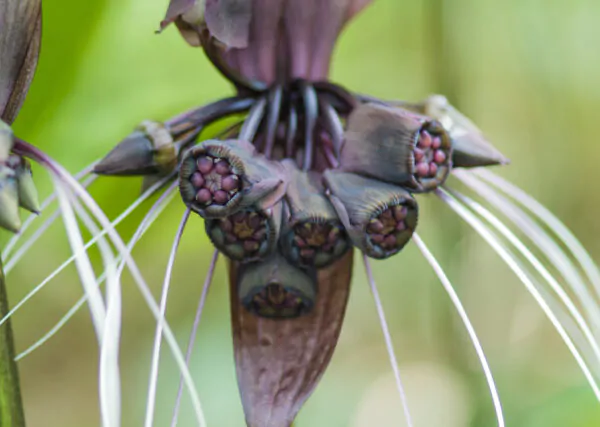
(0, 258, 26, 427)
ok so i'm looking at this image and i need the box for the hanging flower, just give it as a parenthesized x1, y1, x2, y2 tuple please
(39, 0, 600, 426)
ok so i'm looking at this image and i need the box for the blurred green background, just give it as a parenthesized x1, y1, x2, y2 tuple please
(2, 0, 600, 425)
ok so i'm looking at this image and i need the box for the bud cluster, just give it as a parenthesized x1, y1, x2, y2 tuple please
(0, 122, 40, 233)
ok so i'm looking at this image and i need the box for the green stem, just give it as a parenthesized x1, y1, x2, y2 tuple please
(0, 258, 26, 427)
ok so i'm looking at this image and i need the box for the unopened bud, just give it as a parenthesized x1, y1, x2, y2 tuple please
(237, 253, 317, 319)
(94, 120, 176, 176)
(341, 103, 452, 192)
(323, 171, 418, 259)
(8, 156, 40, 213)
(0, 165, 20, 233)
(0, 120, 14, 160)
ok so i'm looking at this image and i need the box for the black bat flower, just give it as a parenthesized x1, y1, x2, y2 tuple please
(69, 1, 600, 426)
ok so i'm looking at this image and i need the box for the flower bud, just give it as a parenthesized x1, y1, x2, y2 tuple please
(323, 170, 418, 259)
(205, 202, 282, 263)
(237, 253, 317, 319)
(0, 165, 20, 233)
(421, 95, 509, 168)
(7, 155, 39, 213)
(94, 120, 176, 176)
(340, 103, 452, 192)
(0, 120, 14, 160)
(279, 161, 350, 269)
(179, 139, 286, 218)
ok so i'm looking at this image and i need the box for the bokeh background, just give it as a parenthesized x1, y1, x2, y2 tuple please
(2, 0, 600, 425)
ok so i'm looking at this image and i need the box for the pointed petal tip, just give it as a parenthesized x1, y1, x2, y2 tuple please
(94, 133, 156, 176)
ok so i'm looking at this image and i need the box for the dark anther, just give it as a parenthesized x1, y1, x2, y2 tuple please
(179, 139, 286, 218)
(280, 160, 349, 268)
(206, 202, 282, 263)
(238, 253, 317, 319)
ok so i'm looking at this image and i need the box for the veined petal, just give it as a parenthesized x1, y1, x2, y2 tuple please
(229, 250, 353, 427)
(0, 0, 41, 124)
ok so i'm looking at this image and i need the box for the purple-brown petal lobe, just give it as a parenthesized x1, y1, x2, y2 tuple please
(229, 250, 353, 427)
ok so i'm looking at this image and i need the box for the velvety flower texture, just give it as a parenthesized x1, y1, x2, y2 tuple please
(91, 1, 599, 427)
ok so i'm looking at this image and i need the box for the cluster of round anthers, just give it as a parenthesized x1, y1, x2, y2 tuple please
(190, 155, 240, 206)
(96, 81, 505, 319)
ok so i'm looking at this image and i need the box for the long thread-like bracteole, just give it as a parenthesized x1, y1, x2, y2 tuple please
(437, 188, 600, 400)
(363, 253, 414, 427)
(171, 250, 219, 427)
(413, 234, 505, 427)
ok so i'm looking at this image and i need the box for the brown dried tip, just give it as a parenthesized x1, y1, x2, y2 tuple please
(324, 170, 418, 259)
(179, 139, 286, 218)
(341, 102, 452, 192)
(205, 202, 282, 263)
(229, 250, 353, 427)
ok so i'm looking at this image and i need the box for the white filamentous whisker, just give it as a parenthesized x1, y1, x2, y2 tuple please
(68, 196, 121, 427)
(454, 169, 600, 330)
(54, 179, 106, 340)
(473, 168, 600, 300)
(437, 188, 600, 400)
(2, 163, 97, 261)
(40, 159, 207, 427)
(450, 178, 600, 365)
(171, 250, 218, 427)
(14, 185, 178, 361)
(0, 176, 173, 329)
(412, 234, 505, 427)
(145, 209, 191, 427)
(362, 253, 414, 427)
(4, 175, 98, 272)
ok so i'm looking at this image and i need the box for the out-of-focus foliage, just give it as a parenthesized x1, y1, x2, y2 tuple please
(2, 0, 600, 425)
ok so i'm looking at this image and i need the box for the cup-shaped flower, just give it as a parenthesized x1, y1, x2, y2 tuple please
(237, 252, 317, 319)
(341, 103, 452, 192)
(94, 120, 177, 176)
(279, 160, 349, 269)
(179, 139, 286, 218)
(324, 170, 418, 259)
(205, 201, 283, 263)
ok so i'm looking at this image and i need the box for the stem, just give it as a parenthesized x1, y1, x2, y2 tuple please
(0, 258, 26, 427)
